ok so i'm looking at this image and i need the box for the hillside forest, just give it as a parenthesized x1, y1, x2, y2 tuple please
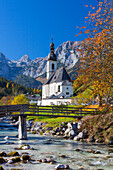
(0, 77, 41, 105)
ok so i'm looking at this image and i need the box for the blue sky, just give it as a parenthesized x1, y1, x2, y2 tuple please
(0, 0, 98, 60)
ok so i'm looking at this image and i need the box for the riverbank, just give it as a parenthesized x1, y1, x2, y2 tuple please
(30, 112, 113, 144)
(0, 117, 113, 169)
(81, 112, 113, 144)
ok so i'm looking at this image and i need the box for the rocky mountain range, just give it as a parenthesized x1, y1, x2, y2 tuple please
(0, 41, 81, 81)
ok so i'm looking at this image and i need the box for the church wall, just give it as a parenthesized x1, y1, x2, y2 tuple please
(50, 82, 73, 97)
(62, 85, 73, 97)
(41, 98, 73, 106)
(42, 82, 73, 99)
(42, 84, 50, 99)
(49, 82, 62, 96)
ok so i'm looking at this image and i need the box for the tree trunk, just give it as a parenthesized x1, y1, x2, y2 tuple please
(98, 94, 102, 107)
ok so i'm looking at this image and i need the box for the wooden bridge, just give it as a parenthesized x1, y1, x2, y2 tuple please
(0, 104, 98, 140)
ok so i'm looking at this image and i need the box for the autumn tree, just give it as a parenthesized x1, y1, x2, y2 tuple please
(33, 88, 36, 94)
(73, 75, 84, 95)
(76, 0, 113, 108)
(6, 82, 9, 88)
(0, 96, 9, 105)
(11, 94, 29, 105)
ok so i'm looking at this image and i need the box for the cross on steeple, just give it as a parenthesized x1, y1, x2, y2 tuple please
(51, 36, 53, 43)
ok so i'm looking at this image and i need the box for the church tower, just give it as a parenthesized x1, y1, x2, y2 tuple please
(47, 39, 57, 79)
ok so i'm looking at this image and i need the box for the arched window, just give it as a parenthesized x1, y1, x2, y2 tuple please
(52, 63, 54, 70)
(58, 85, 60, 92)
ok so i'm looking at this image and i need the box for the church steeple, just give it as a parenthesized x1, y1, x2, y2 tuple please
(48, 38, 57, 61)
(47, 38, 57, 79)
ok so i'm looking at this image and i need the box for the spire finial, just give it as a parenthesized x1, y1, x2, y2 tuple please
(51, 36, 53, 43)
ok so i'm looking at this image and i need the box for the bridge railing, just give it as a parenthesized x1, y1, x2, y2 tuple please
(27, 105, 98, 117)
(0, 104, 99, 118)
(0, 104, 29, 117)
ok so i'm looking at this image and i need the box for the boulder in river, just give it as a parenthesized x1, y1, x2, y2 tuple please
(108, 149, 113, 154)
(55, 164, 70, 169)
(88, 135, 95, 142)
(108, 140, 113, 145)
(8, 156, 21, 164)
(21, 154, 30, 161)
(8, 151, 19, 157)
(5, 141, 14, 145)
(47, 158, 56, 164)
(77, 121, 82, 129)
(4, 136, 9, 140)
(41, 158, 47, 163)
(69, 130, 77, 137)
(64, 122, 78, 138)
(0, 157, 6, 164)
(73, 136, 80, 141)
(15, 144, 34, 150)
(0, 152, 7, 157)
(0, 166, 4, 170)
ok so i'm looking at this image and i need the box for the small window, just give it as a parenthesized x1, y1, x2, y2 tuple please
(52, 63, 54, 70)
(58, 85, 60, 92)
(67, 87, 68, 90)
(66, 92, 69, 95)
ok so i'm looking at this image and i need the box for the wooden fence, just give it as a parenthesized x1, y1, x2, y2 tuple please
(0, 104, 99, 118)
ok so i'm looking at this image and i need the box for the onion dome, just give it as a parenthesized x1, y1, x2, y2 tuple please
(48, 39, 57, 61)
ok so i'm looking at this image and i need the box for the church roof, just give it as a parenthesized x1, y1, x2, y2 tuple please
(49, 94, 58, 99)
(44, 67, 71, 85)
(48, 52, 57, 61)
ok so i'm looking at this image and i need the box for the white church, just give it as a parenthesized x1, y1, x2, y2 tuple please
(41, 40, 73, 105)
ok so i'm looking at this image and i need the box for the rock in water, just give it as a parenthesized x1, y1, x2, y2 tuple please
(108, 140, 113, 145)
(21, 154, 30, 161)
(55, 164, 70, 169)
(4, 136, 9, 140)
(0, 157, 6, 164)
(88, 135, 95, 142)
(0, 166, 4, 170)
(77, 121, 82, 129)
(0, 152, 7, 157)
(21, 145, 30, 150)
(8, 151, 19, 157)
(5, 141, 14, 145)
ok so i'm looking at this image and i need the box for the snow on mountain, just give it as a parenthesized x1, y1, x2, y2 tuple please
(55, 41, 81, 68)
(0, 41, 81, 80)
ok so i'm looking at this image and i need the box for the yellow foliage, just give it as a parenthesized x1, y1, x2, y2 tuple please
(12, 84, 14, 88)
(6, 83, 9, 88)
(76, 0, 113, 108)
(11, 94, 29, 105)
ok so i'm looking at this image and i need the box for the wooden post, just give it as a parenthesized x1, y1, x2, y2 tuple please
(52, 106, 53, 115)
(95, 108, 97, 115)
(80, 108, 82, 116)
(66, 107, 68, 116)
(37, 106, 39, 115)
(18, 114, 27, 140)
